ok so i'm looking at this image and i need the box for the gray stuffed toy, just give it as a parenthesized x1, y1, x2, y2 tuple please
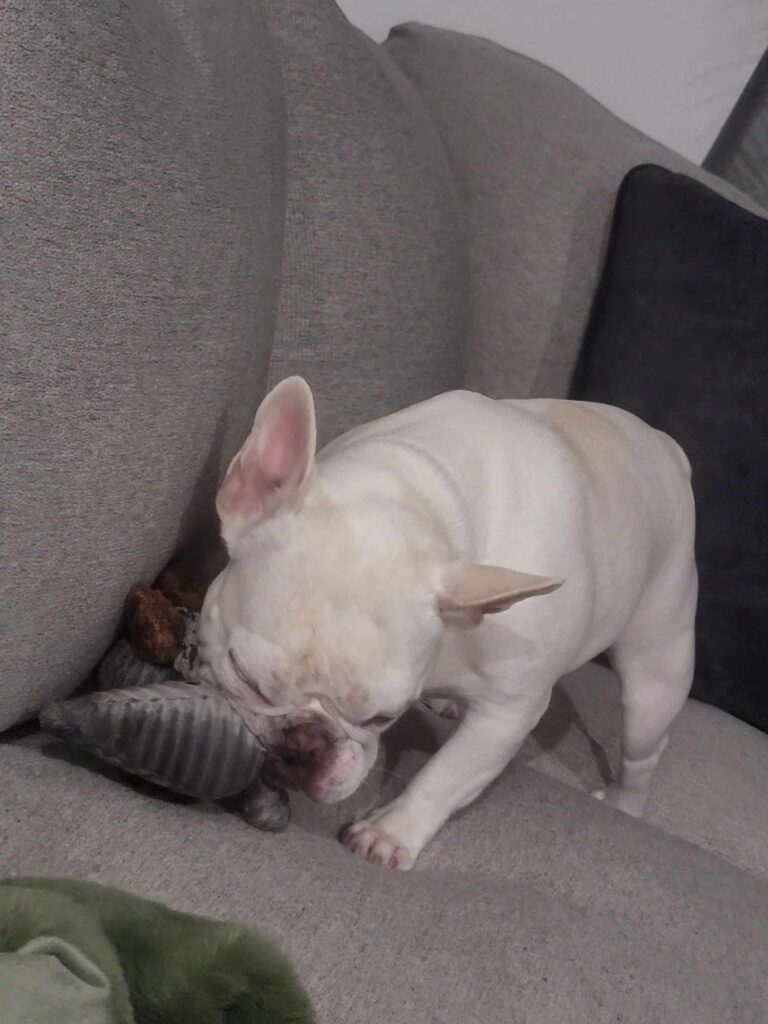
(40, 609, 291, 832)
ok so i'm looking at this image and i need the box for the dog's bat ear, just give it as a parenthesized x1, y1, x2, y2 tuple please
(437, 565, 563, 626)
(216, 377, 317, 547)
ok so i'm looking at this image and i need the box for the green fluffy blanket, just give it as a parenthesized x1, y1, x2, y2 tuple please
(0, 877, 314, 1024)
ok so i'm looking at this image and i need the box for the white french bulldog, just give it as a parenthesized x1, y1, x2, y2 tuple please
(198, 377, 697, 870)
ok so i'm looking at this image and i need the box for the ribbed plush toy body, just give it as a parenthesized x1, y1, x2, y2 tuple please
(39, 585, 290, 832)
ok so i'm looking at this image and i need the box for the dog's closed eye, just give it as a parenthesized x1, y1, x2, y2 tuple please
(229, 650, 272, 706)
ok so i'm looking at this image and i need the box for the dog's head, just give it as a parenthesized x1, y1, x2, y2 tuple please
(198, 378, 562, 803)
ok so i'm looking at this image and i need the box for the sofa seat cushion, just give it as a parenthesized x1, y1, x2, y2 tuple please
(521, 662, 768, 881)
(2, 718, 767, 1023)
(304, 659, 768, 883)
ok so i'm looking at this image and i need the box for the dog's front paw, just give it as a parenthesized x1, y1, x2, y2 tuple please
(591, 785, 647, 819)
(341, 820, 415, 871)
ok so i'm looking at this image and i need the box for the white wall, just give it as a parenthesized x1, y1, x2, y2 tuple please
(338, 0, 767, 163)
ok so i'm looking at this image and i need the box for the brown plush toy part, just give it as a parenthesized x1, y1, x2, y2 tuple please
(154, 559, 210, 613)
(124, 583, 187, 665)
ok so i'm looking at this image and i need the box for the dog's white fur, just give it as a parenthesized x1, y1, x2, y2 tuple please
(198, 378, 697, 870)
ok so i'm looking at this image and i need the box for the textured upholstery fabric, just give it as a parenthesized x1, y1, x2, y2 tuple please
(571, 166, 768, 732)
(0, 0, 285, 729)
(261, 0, 469, 445)
(384, 24, 766, 400)
(2, 692, 767, 1024)
(523, 663, 768, 882)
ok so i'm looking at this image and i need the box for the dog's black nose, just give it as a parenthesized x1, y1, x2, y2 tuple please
(280, 720, 335, 761)
(266, 720, 336, 790)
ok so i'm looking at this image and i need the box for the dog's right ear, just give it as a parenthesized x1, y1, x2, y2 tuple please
(216, 377, 316, 547)
(437, 564, 563, 626)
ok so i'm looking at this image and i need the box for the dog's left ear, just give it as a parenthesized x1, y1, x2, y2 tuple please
(437, 565, 563, 626)
(216, 376, 317, 548)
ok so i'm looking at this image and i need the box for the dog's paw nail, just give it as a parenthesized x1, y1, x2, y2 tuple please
(592, 788, 606, 801)
(341, 821, 413, 871)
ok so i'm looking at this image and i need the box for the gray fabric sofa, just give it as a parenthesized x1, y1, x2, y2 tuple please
(2, 2, 767, 1021)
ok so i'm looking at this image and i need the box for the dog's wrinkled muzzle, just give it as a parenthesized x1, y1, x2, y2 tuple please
(264, 716, 370, 804)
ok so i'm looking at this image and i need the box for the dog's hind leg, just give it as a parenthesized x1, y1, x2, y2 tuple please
(596, 561, 697, 818)
(420, 696, 463, 720)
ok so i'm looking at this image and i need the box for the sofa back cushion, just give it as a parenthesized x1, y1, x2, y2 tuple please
(1, 0, 285, 729)
(261, 0, 469, 445)
(385, 24, 765, 399)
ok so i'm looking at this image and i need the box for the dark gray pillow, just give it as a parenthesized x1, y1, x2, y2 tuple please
(261, 0, 469, 445)
(572, 165, 768, 731)
(1, 1, 284, 729)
